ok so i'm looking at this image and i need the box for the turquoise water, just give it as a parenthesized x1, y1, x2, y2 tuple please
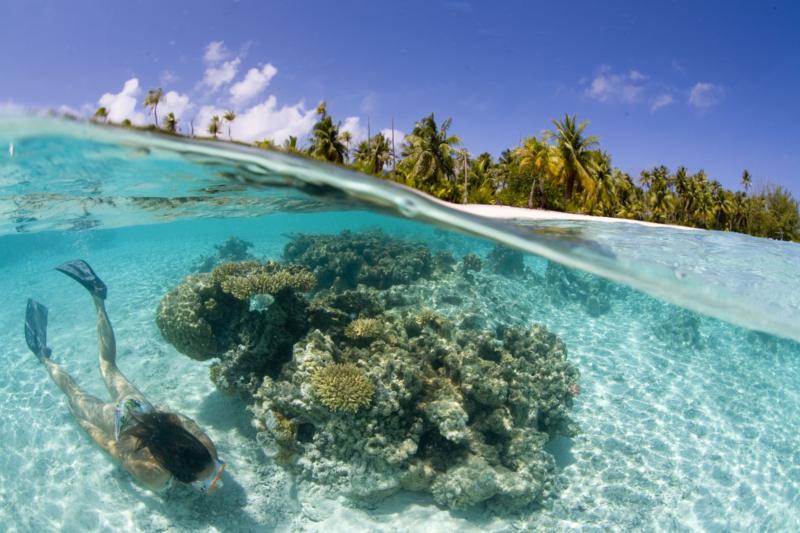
(1, 118, 799, 531)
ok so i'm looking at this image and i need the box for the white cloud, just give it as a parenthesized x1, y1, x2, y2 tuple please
(380, 128, 406, 154)
(98, 78, 146, 124)
(0, 101, 25, 115)
(689, 82, 724, 109)
(340, 116, 367, 144)
(360, 92, 377, 113)
(159, 91, 192, 121)
(193, 96, 317, 143)
(230, 64, 278, 106)
(629, 70, 648, 82)
(651, 94, 674, 112)
(204, 41, 229, 64)
(203, 58, 241, 91)
(160, 70, 179, 85)
(586, 68, 646, 103)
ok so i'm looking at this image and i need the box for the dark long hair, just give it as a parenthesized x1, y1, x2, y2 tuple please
(126, 411, 212, 483)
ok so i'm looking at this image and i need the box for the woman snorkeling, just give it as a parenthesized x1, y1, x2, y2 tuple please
(25, 260, 225, 494)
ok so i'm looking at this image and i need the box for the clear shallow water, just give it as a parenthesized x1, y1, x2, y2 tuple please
(1, 117, 799, 531)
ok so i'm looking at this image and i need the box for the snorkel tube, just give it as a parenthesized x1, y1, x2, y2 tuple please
(192, 459, 226, 494)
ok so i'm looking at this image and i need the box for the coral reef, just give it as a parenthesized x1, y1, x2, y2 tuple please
(487, 245, 526, 277)
(283, 230, 435, 290)
(193, 236, 255, 272)
(156, 260, 316, 396)
(460, 253, 483, 274)
(252, 314, 577, 512)
(544, 262, 615, 316)
(158, 230, 579, 512)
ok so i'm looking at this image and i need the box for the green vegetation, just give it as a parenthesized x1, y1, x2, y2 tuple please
(90, 90, 800, 242)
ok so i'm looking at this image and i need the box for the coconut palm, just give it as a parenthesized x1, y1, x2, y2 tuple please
(310, 115, 347, 164)
(517, 137, 561, 209)
(587, 152, 619, 216)
(456, 148, 470, 203)
(467, 152, 497, 204)
(353, 132, 391, 175)
(283, 136, 300, 153)
(208, 115, 220, 139)
(398, 113, 461, 200)
(223, 110, 236, 141)
(546, 114, 599, 202)
(143, 88, 163, 127)
(163, 112, 178, 134)
(339, 130, 353, 160)
(315, 101, 327, 116)
(93, 106, 109, 123)
(741, 169, 752, 195)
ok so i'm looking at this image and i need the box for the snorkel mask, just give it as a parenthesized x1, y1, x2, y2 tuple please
(192, 459, 226, 494)
(114, 397, 153, 441)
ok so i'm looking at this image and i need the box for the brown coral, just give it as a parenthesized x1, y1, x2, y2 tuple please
(212, 260, 316, 300)
(311, 363, 375, 413)
(344, 317, 384, 342)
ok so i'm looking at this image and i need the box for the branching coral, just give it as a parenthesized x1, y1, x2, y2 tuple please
(311, 363, 375, 413)
(212, 260, 315, 300)
(344, 318, 384, 343)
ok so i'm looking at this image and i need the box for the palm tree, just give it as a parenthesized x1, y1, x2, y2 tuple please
(547, 114, 599, 202)
(310, 115, 347, 164)
(283, 136, 300, 153)
(467, 153, 497, 204)
(398, 113, 461, 200)
(163, 112, 178, 134)
(741, 169, 752, 195)
(93, 106, 109, 123)
(354, 132, 391, 175)
(223, 110, 236, 141)
(339, 130, 353, 160)
(517, 137, 560, 209)
(208, 115, 220, 139)
(143, 88, 164, 127)
(456, 148, 470, 203)
(315, 101, 327, 117)
(587, 152, 618, 216)
(255, 139, 275, 149)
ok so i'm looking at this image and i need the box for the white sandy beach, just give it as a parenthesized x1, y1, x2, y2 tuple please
(447, 202, 699, 231)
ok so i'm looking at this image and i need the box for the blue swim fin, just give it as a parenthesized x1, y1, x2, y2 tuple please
(25, 298, 51, 360)
(56, 259, 107, 300)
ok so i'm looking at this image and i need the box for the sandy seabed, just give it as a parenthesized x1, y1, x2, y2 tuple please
(1, 211, 799, 532)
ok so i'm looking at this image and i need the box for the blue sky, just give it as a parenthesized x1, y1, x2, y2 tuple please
(3, 0, 799, 194)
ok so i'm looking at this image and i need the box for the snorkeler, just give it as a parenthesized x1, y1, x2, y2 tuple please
(24, 260, 225, 494)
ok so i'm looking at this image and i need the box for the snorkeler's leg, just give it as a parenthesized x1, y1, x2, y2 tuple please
(55, 260, 143, 401)
(42, 357, 116, 434)
(93, 295, 144, 401)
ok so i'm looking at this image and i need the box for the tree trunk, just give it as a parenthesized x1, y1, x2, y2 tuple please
(528, 176, 536, 208)
(154, 104, 159, 128)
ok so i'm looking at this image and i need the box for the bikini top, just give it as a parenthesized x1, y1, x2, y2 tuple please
(114, 396, 154, 441)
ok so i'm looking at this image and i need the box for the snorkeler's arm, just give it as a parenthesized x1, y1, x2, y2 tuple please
(125, 456, 173, 492)
(175, 413, 218, 460)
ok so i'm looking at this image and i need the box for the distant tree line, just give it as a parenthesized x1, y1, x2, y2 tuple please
(91, 89, 800, 242)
